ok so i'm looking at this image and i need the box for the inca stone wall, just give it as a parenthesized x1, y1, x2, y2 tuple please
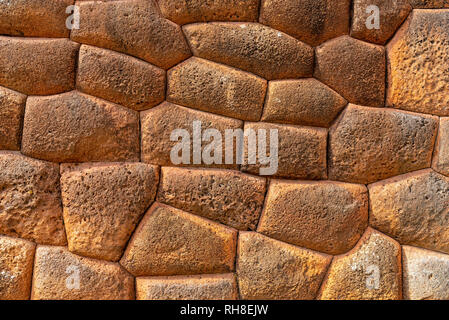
(0, 0, 448, 300)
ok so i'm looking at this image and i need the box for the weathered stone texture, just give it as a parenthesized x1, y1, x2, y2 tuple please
(71, 0, 191, 69)
(0, 86, 25, 150)
(77, 45, 165, 111)
(157, 167, 266, 230)
(237, 232, 332, 300)
(329, 105, 438, 184)
(167, 57, 266, 121)
(0, 37, 79, 95)
(259, 0, 350, 46)
(0, 152, 66, 245)
(241, 122, 327, 179)
(403, 246, 449, 300)
(261, 79, 347, 127)
(22, 91, 140, 163)
(369, 169, 449, 254)
(319, 228, 402, 300)
(158, 0, 259, 24)
(0, 236, 35, 300)
(258, 180, 368, 255)
(120, 203, 237, 276)
(315, 36, 385, 107)
(351, 0, 412, 44)
(136, 274, 238, 300)
(60, 163, 159, 261)
(432, 118, 449, 176)
(0, 0, 73, 37)
(409, 0, 449, 8)
(141, 102, 242, 168)
(31, 246, 134, 300)
(183, 23, 314, 80)
(387, 10, 449, 115)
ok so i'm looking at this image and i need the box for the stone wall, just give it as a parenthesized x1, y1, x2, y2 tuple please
(0, 0, 448, 300)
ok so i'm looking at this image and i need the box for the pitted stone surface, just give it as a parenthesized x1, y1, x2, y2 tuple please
(258, 180, 368, 255)
(315, 36, 385, 107)
(120, 203, 237, 276)
(31, 246, 134, 300)
(60, 163, 159, 261)
(259, 0, 350, 46)
(403, 245, 449, 300)
(71, 0, 191, 69)
(136, 274, 238, 300)
(0, 37, 79, 95)
(241, 122, 327, 179)
(387, 10, 449, 116)
(432, 118, 449, 176)
(0, 152, 66, 245)
(369, 169, 449, 254)
(409, 0, 449, 7)
(167, 57, 266, 121)
(158, 0, 259, 24)
(261, 79, 347, 127)
(157, 167, 266, 230)
(77, 45, 166, 111)
(328, 105, 438, 184)
(237, 232, 332, 300)
(183, 23, 314, 80)
(0, 236, 35, 300)
(22, 91, 140, 163)
(0, 0, 73, 37)
(141, 101, 242, 168)
(0, 86, 25, 150)
(351, 0, 412, 44)
(319, 228, 402, 300)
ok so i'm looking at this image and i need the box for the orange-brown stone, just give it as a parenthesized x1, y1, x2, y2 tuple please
(120, 203, 237, 276)
(0, 86, 25, 150)
(432, 117, 449, 176)
(157, 167, 266, 230)
(183, 23, 314, 80)
(60, 163, 159, 261)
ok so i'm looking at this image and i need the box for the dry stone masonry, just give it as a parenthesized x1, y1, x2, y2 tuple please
(0, 0, 448, 300)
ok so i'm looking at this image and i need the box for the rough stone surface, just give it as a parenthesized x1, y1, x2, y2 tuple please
(136, 274, 238, 300)
(258, 180, 368, 255)
(31, 246, 134, 300)
(351, 0, 412, 44)
(369, 169, 449, 254)
(22, 91, 140, 163)
(0, 37, 79, 95)
(432, 118, 449, 176)
(319, 228, 402, 300)
(157, 167, 266, 230)
(329, 104, 438, 184)
(315, 36, 385, 107)
(259, 0, 350, 46)
(387, 10, 449, 115)
(60, 163, 159, 261)
(120, 203, 237, 276)
(167, 57, 266, 121)
(0, 86, 25, 150)
(71, 0, 191, 69)
(403, 245, 449, 300)
(261, 79, 347, 127)
(237, 232, 331, 300)
(0, 152, 66, 245)
(77, 45, 165, 111)
(0, 0, 73, 37)
(183, 23, 314, 80)
(409, 0, 449, 8)
(158, 0, 259, 24)
(0, 236, 35, 300)
(141, 101, 242, 168)
(241, 122, 327, 179)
